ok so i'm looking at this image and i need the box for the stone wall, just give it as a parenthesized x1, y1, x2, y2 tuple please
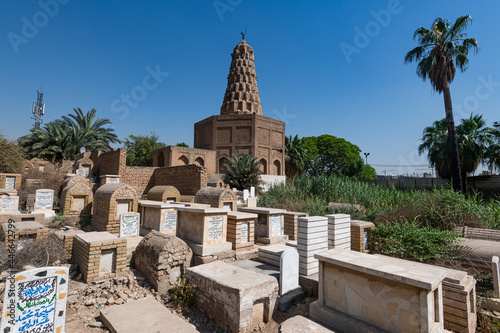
(134, 231, 193, 295)
(154, 165, 207, 196)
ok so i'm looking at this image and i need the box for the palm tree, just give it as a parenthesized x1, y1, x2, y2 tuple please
(419, 114, 493, 192)
(285, 135, 307, 180)
(62, 108, 120, 154)
(486, 126, 500, 172)
(222, 153, 263, 191)
(19, 108, 119, 163)
(405, 15, 479, 192)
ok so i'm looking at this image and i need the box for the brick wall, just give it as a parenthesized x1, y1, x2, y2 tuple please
(91, 149, 126, 176)
(154, 165, 207, 196)
(121, 166, 157, 195)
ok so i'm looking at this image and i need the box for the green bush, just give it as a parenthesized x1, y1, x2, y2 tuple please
(170, 277, 195, 311)
(371, 219, 459, 262)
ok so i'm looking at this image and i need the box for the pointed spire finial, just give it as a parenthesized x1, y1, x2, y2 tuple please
(241, 26, 247, 40)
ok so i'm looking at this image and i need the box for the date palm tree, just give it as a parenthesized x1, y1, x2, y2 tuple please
(223, 153, 262, 191)
(19, 108, 119, 163)
(419, 114, 493, 192)
(405, 15, 479, 192)
(285, 135, 307, 180)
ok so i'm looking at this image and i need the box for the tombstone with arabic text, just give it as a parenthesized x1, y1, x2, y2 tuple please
(0, 266, 69, 333)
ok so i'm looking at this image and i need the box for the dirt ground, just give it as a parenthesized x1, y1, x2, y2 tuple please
(62, 268, 314, 333)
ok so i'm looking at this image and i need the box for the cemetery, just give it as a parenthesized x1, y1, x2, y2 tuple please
(1, 36, 500, 333)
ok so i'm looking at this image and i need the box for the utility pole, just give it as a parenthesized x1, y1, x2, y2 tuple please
(31, 90, 45, 128)
(364, 152, 370, 165)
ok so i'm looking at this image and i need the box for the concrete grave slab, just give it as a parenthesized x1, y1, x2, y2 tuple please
(280, 315, 336, 333)
(0, 266, 69, 333)
(100, 296, 197, 333)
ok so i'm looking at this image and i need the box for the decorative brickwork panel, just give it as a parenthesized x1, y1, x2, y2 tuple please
(217, 127, 232, 144)
(235, 126, 251, 143)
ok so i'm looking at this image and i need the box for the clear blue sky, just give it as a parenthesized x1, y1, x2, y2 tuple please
(1, 1, 499, 176)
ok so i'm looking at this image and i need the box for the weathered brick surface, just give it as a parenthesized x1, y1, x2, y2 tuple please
(154, 165, 207, 196)
(72, 234, 127, 283)
(350, 220, 375, 253)
(153, 146, 216, 178)
(121, 166, 157, 195)
(194, 187, 236, 210)
(283, 211, 308, 241)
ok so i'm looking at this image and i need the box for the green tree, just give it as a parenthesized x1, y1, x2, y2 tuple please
(285, 135, 307, 180)
(223, 153, 262, 190)
(124, 132, 165, 166)
(176, 142, 189, 147)
(0, 133, 25, 173)
(360, 164, 377, 181)
(419, 114, 494, 190)
(486, 126, 500, 172)
(19, 108, 119, 163)
(405, 15, 479, 193)
(302, 134, 364, 177)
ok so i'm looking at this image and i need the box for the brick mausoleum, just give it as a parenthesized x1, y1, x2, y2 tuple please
(194, 39, 286, 176)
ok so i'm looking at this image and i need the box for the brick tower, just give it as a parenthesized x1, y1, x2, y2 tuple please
(220, 39, 263, 116)
(194, 39, 285, 176)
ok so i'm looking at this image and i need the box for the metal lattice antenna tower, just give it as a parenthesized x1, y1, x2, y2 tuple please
(31, 90, 45, 128)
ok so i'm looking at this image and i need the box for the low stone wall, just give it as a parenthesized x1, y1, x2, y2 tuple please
(133, 231, 193, 295)
(456, 226, 500, 242)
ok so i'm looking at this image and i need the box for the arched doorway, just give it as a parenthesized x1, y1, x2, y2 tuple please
(273, 160, 281, 176)
(178, 155, 189, 165)
(260, 159, 267, 174)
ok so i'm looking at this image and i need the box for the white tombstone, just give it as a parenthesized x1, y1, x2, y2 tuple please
(75, 169, 86, 176)
(207, 216, 224, 240)
(5, 176, 16, 190)
(280, 248, 300, 295)
(164, 210, 178, 232)
(0, 196, 19, 213)
(492, 256, 500, 298)
(33, 189, 56, 223)
(243, 189, 250, 201)
(119, 212, 140, 238)
(0, 266, 69, 333)
(34, 189, 54, 210)
(250, 187, 255, 197)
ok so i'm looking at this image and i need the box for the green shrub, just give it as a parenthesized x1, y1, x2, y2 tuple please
(371, 219, 459, 262)
(170, 277, 195, 311)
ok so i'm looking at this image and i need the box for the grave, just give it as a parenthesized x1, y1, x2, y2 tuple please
(100, 296, 197, 333)
(54, 228, 86, 259)
(227, 211, 256, 251)
(194, 187, 237, 210)
(147, 185, 181, 203)
(91, 183, 139, 234)
(239, 207, 288, 244)
(0, 212, 45, 225)
(310, 248, 447, 333)
(60, 179, 93, 223)
(0, 173, 22, 191)
(0, 266, 69, 333)
(33, 189, 56, 223)
(186, 261, 279, 333)
(74, 155, 93, 177)
(1, 221, 49, 259)
(297, 216, 328, 276)
(134, 231, 193, 295)
(138, 199, 179, 235)
(326, 214, 351, 249)
(283, 211, 309, 241)
(0, 195, 19, 213)
(176, 206, 232, 256)
(72, 232, 127, 282)
(100, 174, 121, 185)
(258, 243, 291, 267)
(119, 212, 140, 237)
(350, 220, 374, 253)
(373, 253, 477, 333)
